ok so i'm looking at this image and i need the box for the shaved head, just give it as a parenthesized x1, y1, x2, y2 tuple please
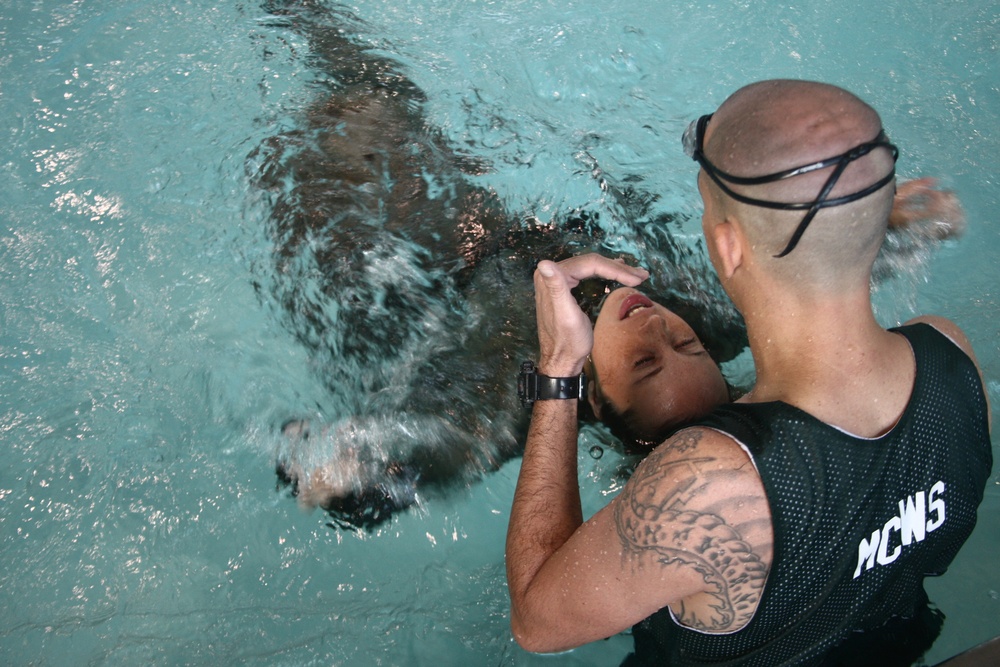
(702, 80, 897, 287)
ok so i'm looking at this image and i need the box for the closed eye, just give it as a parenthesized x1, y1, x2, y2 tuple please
(632, 355, 663, 384)
(633, 355, 655, 368)
(676, 338, 706, 354)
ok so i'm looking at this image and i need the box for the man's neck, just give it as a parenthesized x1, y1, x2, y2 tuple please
(738, 290, 915, 437)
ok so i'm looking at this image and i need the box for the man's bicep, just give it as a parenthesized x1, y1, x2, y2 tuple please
(513, 428, 772, 651)
(610, 428, 772, 632)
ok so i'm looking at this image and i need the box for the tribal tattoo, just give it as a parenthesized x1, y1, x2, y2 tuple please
(614, 430, 769, 632)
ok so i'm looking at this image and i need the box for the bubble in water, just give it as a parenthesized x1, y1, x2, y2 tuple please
(589, 445, 603, 460)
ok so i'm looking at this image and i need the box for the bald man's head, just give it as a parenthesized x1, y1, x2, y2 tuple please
(695, 80, 897, 287)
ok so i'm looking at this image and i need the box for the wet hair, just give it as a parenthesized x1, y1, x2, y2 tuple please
(595, 402, 659, 455)
(577, 386, 651, 455)
(583, 352, 744, 454)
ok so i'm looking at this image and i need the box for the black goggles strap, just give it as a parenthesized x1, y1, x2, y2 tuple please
(688, 114, 899, 257)
(775, 150, 896, 257)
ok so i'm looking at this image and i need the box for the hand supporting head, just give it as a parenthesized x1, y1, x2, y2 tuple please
(532, 254, 648, 377)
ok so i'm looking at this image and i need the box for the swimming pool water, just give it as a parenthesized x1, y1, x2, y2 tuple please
(0, 0, 997, 664)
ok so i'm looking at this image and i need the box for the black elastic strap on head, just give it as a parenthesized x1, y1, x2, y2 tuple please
(684, 114, 899, 257)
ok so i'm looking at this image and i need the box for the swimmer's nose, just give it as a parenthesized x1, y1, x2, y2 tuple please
(639, 310, 672, 342)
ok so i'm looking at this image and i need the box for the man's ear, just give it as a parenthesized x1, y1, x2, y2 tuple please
(711, 217, 744, 280)
(587, 378, 604, 420)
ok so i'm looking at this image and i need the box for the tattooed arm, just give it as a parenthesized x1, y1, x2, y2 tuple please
(613, 429, 773, 632)
(505, 255, 773, 652)
(508, 424, 773, 652)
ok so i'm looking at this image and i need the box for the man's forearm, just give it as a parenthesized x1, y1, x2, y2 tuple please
(505, 398, 583, 638)
(505, 254, 649, 648)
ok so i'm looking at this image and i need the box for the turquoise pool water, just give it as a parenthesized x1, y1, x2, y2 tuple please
(1, 1, 997, 664)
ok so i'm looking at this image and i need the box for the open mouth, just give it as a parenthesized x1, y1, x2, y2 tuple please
(618, 293, 654, 321)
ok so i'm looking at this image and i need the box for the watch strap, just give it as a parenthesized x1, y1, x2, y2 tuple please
(518, 361, 586, 406)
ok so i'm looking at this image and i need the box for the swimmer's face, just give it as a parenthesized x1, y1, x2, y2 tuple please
(588, 287, 729, 443)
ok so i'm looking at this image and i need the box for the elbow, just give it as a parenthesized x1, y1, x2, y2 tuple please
(511, 618, 539, 653)
(509, 610, 567, 654)
(511, 622, 549, 654)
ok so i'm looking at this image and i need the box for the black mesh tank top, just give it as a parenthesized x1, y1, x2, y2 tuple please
(629, 323, 992, 666)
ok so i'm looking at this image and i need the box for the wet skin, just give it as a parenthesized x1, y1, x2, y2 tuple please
(588, 287, 730, 444)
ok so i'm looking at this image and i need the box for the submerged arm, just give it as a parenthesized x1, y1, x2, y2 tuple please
(875, 178, 965, 284)
(888, 178, 964, 236)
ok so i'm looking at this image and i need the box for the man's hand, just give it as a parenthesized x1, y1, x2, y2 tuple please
(889, 177, 965, 239)
(533, 254, 648, 377)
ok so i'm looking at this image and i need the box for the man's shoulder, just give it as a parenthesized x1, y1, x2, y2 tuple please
(643, 426, 759, 480)
(902, 315, 977, 359)
(662, 424, 747, 449)
(902, 315, 991, 432)
(617, 424, 773, 633)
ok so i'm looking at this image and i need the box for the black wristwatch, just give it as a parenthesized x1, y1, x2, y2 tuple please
(517, 360, 586, 407)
